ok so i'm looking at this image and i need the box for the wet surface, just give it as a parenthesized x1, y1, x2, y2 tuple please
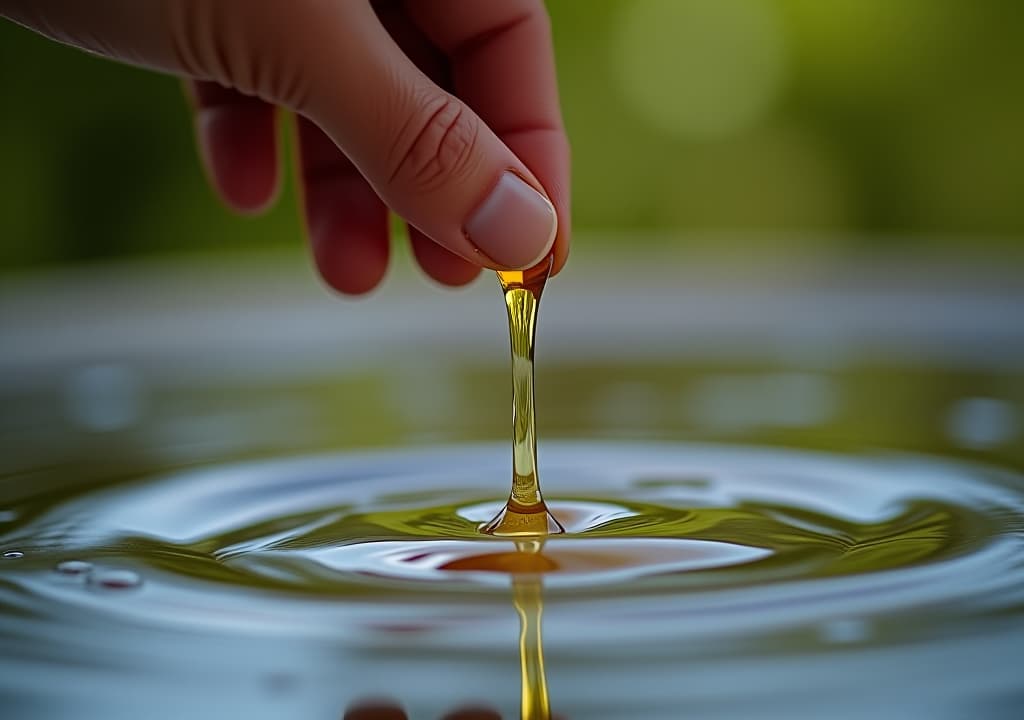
(1, 253, 1023, 719)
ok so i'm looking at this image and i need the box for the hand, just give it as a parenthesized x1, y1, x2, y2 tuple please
(2, 0, 570, 294)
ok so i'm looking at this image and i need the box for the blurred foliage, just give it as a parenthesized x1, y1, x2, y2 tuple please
(1, 0, 1023, 269)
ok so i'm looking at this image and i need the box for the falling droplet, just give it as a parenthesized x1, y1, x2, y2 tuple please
(3, 550, 24, 559)
(88, 569, 142, 590)
(55, 560, 93, 576)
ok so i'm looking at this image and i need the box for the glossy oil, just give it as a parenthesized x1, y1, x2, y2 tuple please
(482, 258, 564, 537)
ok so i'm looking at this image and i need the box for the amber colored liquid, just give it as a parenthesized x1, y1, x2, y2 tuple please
(514, 541, 551, 720)
(482, 258, 564, 537)
(440, 538, 553, 720)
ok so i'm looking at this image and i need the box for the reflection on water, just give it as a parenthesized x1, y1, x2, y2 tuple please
(344, 699, 505, 719)
(1, 441, 1023, 719)
(512, 576, 550, 720)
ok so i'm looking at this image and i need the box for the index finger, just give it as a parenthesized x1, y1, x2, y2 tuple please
(406, 0, 571, 275)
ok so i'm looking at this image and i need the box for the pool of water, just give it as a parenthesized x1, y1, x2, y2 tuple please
(1, 253, 1023, 719)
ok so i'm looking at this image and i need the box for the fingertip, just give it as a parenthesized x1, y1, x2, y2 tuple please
(550, 221, 570, 277)
(548, 186, 571, 277)
(502, 130, 571, 277)
(311, 217, 390, 297)
(195, 103, 280, 214)
(307, 180, 390, 297)
(409, 226, 482, 288)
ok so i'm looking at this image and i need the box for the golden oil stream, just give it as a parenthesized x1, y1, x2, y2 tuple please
(482, 258, 564, 537)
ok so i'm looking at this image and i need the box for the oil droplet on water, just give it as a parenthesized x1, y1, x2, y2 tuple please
(3, 550, 24, 559)
(484, 257, 564, 539)
(55, 560, 93, 576)
(88, 569, 142, 590)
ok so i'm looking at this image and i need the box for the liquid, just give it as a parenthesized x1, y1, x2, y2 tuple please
(3, 443, 1024, 719)
(476, 262, 557, 719)
(514, 573, 550, 720)
(444, 539, 552, 720)
(482, 258, 563, 537)
(3, 254, 1024, 718)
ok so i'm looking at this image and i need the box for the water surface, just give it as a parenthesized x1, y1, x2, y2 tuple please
(1, 256, 1023, 719)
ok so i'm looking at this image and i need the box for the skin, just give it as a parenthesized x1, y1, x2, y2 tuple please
(1, 0, 571, 294)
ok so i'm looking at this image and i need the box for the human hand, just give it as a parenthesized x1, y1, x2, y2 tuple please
(2, 0, 570, 294)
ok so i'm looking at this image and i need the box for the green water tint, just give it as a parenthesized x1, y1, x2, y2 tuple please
(483, 258, 564, 537)
(168, 497, 974, 596)
(28, 489, 980, 599)
(2, 444, 1024, 719)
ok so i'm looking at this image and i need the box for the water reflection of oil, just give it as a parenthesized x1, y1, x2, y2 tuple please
(344, 541, 555, 720)
(5, 443, 1024, 718)
(439, 539, 553, 720)
(512, 571, 551, 720)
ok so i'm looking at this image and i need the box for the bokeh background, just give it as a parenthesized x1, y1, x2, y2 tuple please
(1, 0, 1023, 269)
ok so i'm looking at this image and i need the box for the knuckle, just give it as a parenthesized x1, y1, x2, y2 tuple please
(389, 94, 480, 193)
(169, 0, 312, 109)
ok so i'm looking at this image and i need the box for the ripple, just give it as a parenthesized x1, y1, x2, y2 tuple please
(265, 536, 772, 589)
(1, 442, 1022, 648)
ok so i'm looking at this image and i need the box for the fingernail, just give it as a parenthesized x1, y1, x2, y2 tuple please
(465, 172, 557, 269)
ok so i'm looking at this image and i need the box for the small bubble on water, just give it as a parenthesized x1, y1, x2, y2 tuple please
(55, 560, 93, 576)
(88, 569, 142, 590)
(3, 550, 24, 559)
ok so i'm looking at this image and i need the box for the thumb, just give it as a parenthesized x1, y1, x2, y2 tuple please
(296, 3, 558, 271)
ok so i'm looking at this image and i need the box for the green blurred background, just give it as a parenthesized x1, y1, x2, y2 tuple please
(1, 0, 1022, 270)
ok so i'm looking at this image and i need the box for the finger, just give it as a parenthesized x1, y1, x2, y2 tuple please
(186, 81, 279, 214)
(373, 2, 478, 288)
(372, 0, 450, 89)
(296, 2, 558, 272)
(409, 226, 482, 287)
(405, 0, 571, 275)
(296, 115, 389, 296)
